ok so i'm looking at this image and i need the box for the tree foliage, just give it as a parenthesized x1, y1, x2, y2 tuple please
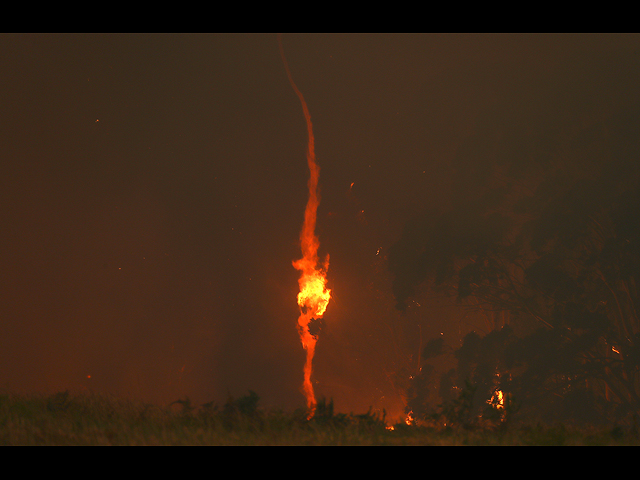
(390, 52, 640, 425)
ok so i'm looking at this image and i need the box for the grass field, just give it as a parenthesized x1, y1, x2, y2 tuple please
(1, 390, 638, 445)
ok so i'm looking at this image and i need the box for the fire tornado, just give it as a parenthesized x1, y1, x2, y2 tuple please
(278, 35, 331, 418)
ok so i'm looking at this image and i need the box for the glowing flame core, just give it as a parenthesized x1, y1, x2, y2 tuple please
(296, 264, 331, 318)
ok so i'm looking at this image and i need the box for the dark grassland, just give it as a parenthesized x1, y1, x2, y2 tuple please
(1, 391, 638, 445)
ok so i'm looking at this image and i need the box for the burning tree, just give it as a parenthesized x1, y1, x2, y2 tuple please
(389, 66, 640, 425)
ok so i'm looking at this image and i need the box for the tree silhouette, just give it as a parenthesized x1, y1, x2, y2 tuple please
(391, 74, 640, 424)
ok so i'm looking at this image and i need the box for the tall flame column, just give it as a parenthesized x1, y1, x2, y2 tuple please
(279, 35, 331, 418)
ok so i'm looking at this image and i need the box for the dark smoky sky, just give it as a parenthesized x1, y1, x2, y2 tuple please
(2, 33, 640, 417)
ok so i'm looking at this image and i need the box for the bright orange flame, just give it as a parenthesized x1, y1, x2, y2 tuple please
(490, 389, 505, 410)
(405, 410, 414, 426)
(279, 34, 331, 419)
